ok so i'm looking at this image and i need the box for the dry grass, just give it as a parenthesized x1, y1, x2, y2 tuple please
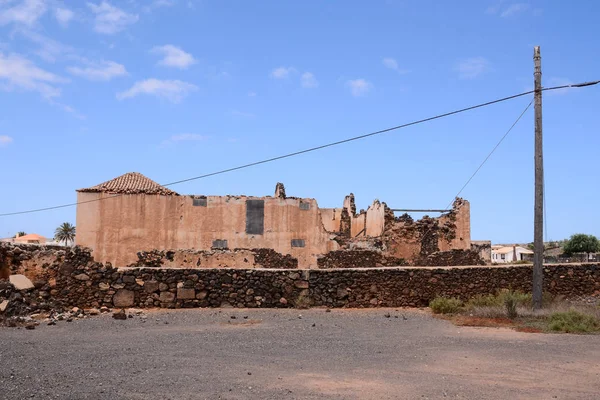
(439, 290, 600, 334)
(429, 297, 463, 314)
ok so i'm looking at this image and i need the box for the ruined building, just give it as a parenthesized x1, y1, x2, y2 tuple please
(76, 172, 488, 268)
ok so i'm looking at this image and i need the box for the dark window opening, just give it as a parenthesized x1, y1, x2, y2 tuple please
(212, 239, 228, 249)
(246, 200, 264, 235)
(291, 239, 305, 248)
(299, 201, 310, 210)
(193, 197, 207, 207)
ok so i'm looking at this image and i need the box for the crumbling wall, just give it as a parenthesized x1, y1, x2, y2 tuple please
(471, 240, 492, 264)
(131, 248, 298, 269)
(1, 243, 599, 313)
(375, 198, 477, 265)
(317, 250, 407, 269)
(413, 249, 486, 267)
(0, 243, 66, 281)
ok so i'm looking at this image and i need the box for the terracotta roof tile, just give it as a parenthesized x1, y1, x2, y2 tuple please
(77, 172, 179, 195)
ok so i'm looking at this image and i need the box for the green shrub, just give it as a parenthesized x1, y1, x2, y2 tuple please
(504, 291, 520, 319)
(429, 297, 463, 314)
(547, 310, 600, 333)
(467, 294, 503, 308)
(467, 290, 531, 309)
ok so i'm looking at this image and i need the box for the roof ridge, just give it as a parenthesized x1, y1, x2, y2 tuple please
(77, 172, 179, 196)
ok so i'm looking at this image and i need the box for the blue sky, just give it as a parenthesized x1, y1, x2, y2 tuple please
(0, 0, 599, 243)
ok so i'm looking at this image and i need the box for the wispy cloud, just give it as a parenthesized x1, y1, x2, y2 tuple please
(382, 57, 409, 74)
(161, 133, 209, 147)
(117, 78, 197, 102)
(500, 3, 529, 17)
(16, 29, 74, 62)
(230, 110, 255, 118)
(54, 7, 74, 27)
(247, 91, 257, 97)
(151, 44, 196, 69)
(301, 72, 318, 88)
(143, 0, 175, 12)
(487, 2, 534, 17)
(456, 57, 490, 79)
(0, 135, 13, 147)
(346, 79, 372, 97)
(67, 60, 127, 81)
(87, 1, 138, 34)
(270, 66, 295, 79)
(0, 0, 47, 26)
(0, 52, 66, 98)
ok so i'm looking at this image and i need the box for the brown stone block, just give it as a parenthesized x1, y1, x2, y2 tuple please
(177, 288, 195, 300)
(113, 289, 135, 307)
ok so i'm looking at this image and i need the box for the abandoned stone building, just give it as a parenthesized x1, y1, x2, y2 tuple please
(76, 172, 488, 268)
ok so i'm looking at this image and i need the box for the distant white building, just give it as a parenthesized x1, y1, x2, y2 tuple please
(491, 245, 534, 263)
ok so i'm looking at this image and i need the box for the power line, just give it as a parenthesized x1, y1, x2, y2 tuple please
(1, 81, 598, 218)
(444, 100, 533, 210)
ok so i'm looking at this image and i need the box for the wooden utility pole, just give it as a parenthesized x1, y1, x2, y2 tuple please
(532, 46, 544, 310)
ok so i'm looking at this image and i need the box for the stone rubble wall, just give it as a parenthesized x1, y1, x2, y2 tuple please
(317, 250, 407, 269)
(1, 243, 599, 311)
(130, 248, 298, 269)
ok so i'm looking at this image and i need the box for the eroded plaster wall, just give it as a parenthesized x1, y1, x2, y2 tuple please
(76, 193, 339, 268)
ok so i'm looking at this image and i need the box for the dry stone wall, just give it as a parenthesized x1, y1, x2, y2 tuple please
(1, 243, 599, 312)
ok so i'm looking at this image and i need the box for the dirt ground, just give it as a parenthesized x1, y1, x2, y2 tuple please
(1, 308, 599, 399)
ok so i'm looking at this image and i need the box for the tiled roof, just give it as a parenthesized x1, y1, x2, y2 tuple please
(15, 233, 46, 241)
(77, 172, 179, 195)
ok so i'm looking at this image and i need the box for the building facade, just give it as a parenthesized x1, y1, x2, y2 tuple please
(76, 172, 477, 268)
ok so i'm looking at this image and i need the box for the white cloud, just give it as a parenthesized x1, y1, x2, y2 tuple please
(270, 66, 295, 79)
(0, 0, 47, 26)
(382, 57, 410, 74)
(151, 45, 196, 69)
(87, 1, 138, 34)
(247, 91, 256, 97)
(0, 135, 13, 147)
(67, 60, 127, 81)
(161, 133, 208, 147)
(500, 3, 529, 17)
(0, 52, 66, 98)
(456, 57, 489, 79)
(144, 0, 175, 12)
(117, 78, 197, 102)
(301, 72, 318, 88)
(487, 2, 533, 17)
(54, 7, 74, 27)
(346, 79, 372, 97)
(17, 29, 73, 62)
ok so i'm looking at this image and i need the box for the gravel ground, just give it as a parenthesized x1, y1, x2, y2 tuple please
(1, 308, 599, 399)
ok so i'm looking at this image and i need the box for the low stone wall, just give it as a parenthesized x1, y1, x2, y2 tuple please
(1, 243, 599, 312)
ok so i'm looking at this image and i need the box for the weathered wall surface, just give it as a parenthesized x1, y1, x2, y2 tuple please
(471, 240, 492, 264)
(131, 248, 298, 269)
(76, 193, 338, 268)
(381, 199, 472, 262)
(2, 244, 598, 312)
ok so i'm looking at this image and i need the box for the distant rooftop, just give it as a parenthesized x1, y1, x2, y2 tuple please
(78, 172, 179, 196)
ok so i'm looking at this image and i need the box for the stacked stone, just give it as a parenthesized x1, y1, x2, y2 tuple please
(250, 248, 298, 269)
(317, 250, 407, 269)
(414, 249, 485, 266)
(87, 269, 307, 309)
